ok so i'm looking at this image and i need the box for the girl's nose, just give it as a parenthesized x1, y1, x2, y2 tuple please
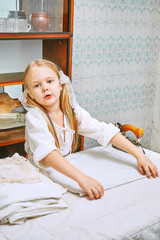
(42, 83, 48, 91)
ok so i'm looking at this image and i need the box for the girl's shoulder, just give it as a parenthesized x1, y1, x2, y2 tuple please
(26, 107, 45, 121)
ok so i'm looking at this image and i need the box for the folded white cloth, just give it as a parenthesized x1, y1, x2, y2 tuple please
(45, 146, 160, 196)
(0, 153, 67, 225)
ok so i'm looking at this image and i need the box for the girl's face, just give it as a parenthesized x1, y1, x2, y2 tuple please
(27, 66, 62, 110)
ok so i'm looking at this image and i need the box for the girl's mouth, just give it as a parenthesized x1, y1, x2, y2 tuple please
(44, 94, 52, 99)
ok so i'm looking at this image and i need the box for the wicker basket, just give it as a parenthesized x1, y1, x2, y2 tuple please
(0, 113, 25, 130)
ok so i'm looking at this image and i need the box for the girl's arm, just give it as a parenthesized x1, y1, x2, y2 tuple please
(40, 150, 104, 200)
(110, 132, 159, 178)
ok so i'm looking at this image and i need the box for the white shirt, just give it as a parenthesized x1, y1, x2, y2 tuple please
(25, 106, 119, 168)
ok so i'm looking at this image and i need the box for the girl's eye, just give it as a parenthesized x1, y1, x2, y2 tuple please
(34, 84, 40, 88)
(48, 80, 53, 83)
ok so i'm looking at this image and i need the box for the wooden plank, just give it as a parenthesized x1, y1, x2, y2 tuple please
(43, 39, 68, 74)
(68, 0, 74, 78)
(63, 0, 69, 32)
(0, 127, 25, 146)
(0, 72, 24, 86)
(0, 80, 24, 87)
(0, 33, 71, 40)
(70, 0, 74, 34)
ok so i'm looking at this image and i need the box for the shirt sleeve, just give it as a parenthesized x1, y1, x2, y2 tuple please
(25, 107, 59, 167)
(75, 105, 120, 147)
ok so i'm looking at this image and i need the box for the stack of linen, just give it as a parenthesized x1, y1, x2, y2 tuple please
(0, 153, 67, 225)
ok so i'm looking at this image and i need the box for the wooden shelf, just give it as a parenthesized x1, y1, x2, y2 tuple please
(0, 32, 72, 40)
(0, 0, 74, 152)
(0, 127, 25, 146)
(0, 72, 24, 86)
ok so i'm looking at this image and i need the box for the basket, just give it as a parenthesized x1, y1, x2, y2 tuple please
(0, 113, 25, 130)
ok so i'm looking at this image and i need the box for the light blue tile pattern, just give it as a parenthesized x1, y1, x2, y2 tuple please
(72, 0, 160, 149)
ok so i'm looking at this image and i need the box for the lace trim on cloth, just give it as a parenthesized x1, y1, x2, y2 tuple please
(0, 153, 42, 185)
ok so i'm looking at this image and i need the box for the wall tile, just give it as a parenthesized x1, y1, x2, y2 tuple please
(95, 0, 107, 22)
(112, 75, 122, 101)
(135, 24, 144, 50)
(95, 23, 105, 51)
(129, 98, 138, 120)
(83, 23, 95, 51)
(145, 0, 155, 24)
(84, 138, 100, 150)
(103, 77, 112, 102)
(106, 0, 118, 23)
(127, 0, 137, 24)
(72, 51, 82, 80)
(91, 103, 102, 121)
(74, 0, 84, 23)
(125, 24, 136, 50)
(136, 0, 146, 24)
(82, 51, 94, 78)
(84, 0, 96, 23)
(81, 78, 92, 104)
(152, 25, 160, 49)
(124, 50, 134, 74)
(92, 77, 103, 103)
(73, 23, 84, 51)
(72, 79, 82, 105)
(115, 24, 126, 50)
(114, 51, 124, 75)
(154, 0, 160, 25)
(110, 100, 122, 123)
(105, 24, 116, 50)
(121, 99, 131, 123)
(101, 102, 111, 122)
(103, 51, 115, 76)
(143, 24, 152, 49)
(121, 75, 131, 99)
(93, 51, 104, 77)
(117, 0, 127, 23)
(133, 50, 143, 74)
(143, 50, 151, 73)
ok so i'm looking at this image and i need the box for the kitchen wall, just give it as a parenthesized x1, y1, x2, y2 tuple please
(72, 0, 160, 150)
(0, 40, 42, 98)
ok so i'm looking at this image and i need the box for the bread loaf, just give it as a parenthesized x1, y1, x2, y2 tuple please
(0, 93, 22, 113)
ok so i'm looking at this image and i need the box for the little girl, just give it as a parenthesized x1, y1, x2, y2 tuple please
(19, 59, 158, 200)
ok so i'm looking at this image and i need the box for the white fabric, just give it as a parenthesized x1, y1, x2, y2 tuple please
(1, 148, 160, 239)
(18, 89, 32, 112)
(59, 70, 79, 109)
(25, 107, 74, 167)
(44, 146, 160, 195)
(25, 107, 119, 167)
(0, 154, 67, 225)
(0, 153, 41, 184)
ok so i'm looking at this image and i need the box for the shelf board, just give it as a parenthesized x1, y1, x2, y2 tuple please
(0, 127, 25, 146)
(0, 72, 24, 86)
(0, 32, 72, 40)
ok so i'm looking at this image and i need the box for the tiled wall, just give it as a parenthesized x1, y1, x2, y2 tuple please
(72, 0, 160, 149)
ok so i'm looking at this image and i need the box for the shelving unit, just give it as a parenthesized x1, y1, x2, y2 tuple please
(0, 0, 74, 155)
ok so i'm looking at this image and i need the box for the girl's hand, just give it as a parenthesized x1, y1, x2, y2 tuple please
(78, 175, 104, 200)
(110, 133, 159, 179)
(137, 154, 159, 178)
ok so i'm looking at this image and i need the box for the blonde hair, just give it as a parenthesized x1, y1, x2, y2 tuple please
(23, 59, 78, 152)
